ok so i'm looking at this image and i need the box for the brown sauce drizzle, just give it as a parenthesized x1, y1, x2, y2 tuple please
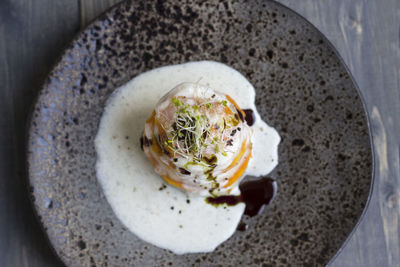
(139, 136, 152, 151)
(243, 109, 256, 126)
(236, 222, 248, 231)
(206, 177, 277, 217)
(235, 107, 244, 122)
(179, 168, 191, 175)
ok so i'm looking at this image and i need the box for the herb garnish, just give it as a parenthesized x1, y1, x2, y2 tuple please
(163, 95, 238, 170)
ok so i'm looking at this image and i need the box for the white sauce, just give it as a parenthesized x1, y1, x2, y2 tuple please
(95, 61, 280, 254)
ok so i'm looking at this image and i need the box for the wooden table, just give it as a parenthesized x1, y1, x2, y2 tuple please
(1, 1, 399, 266)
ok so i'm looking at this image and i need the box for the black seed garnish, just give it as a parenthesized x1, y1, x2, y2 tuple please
(179, 168, 191, 175)
(230, 129, 237, 136)
(227, 139, 233, 146)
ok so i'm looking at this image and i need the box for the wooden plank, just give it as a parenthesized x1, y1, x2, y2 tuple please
(79, 0, 122, 27)
(0, 0, 79, 266)
(0, 0, 399, 266)
(277, 1, 400, 266)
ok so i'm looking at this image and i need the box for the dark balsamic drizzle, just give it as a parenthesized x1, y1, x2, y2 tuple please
(179, 168, 191, 175)
(235, 107, 244, 121)
(140, 136, 152, 151)
(241, 177, 276, 216)
(140, 136, 144, 151)
(206, 177, 277, 217)
(243, 109, 256, 126)
(206, 195, 241, 206)
(237, 222, 248, 232)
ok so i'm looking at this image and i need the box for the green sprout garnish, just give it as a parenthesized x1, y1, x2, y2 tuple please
(215, 145, 220, 152)
(165, 93, 231, 167)
(166, 100, 211, 163)
(172, 97, 183, 107)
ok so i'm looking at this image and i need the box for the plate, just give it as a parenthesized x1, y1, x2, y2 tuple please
(27, 1, 373, 266)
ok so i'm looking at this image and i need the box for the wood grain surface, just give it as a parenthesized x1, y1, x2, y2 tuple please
(0, 1, 79, 266)
(0, 0, 399, 266)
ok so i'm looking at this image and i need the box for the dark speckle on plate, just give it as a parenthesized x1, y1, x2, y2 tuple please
(27, 0, 372, 266)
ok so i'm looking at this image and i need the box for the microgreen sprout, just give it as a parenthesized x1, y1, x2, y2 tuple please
(215, 145, 220, 153)
(166, 92, 235, 167)
(167, 100, 212, 162)
(172, 97, 183, 107)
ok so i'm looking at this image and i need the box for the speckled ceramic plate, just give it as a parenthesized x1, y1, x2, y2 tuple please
(27, 1, 373, 266)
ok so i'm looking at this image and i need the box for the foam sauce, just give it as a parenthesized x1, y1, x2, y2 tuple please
(95, 61, 280, 254)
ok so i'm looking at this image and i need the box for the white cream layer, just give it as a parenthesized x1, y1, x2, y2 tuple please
(95, 61, 280, 254)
